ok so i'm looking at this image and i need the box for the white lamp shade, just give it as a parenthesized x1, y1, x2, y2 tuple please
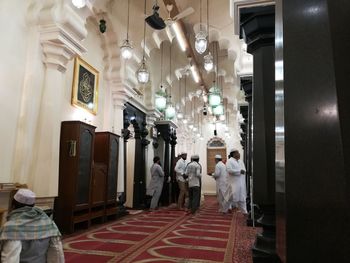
(204, 60, 214, 72)
(137, 61, 149, 84)
(204, 53, 213, 72)
(213, 104, 224, 115)
(195, 31, 208, 54)
(155, 96, 167, 111)
(120, 40, 133, 59)
(165, 105, 176, 120)
(209, 93, 221, 107)
(72, 0, 86, 8)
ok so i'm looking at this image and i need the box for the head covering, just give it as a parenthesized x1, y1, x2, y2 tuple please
(215, 154, 222, 159)
(180, 152, 187, 155)
(191, 154, 199, 159)
(230, 148, 238, 153)
(14, 189, 36, 205)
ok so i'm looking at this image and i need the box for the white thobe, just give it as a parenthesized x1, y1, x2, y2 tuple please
(225, 157, 247, 213)
(213, 161, 227, 212)
(174, 158, 187, 182)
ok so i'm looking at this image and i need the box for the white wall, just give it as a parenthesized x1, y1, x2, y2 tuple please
(0, 2, 116, 197)
(0, 1, 33, 183)
(62, 20, 113, 132)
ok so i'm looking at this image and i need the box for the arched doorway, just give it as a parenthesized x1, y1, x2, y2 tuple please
(206, 137, 227, 175)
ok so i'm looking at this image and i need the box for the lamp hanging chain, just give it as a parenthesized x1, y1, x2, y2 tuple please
(160, 44, 163, 86)
(213, 41, 217, 85)
(126, 0, 130, 40)
(216, 42, 219, 92)
(207, 0, 209, 40)
(201, 110, 203, 135)
(200, 0, 202, 31)
(142, 0, 146, 60)
(185, 75, 187, 116)
(169, 44, 172, 99)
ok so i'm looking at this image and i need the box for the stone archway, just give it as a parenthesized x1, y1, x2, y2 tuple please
(206, 137, 227, 175)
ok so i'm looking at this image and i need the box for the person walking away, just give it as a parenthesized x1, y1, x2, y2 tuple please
(146, 156, 165, 210)
(212, 154, 227, 213)
(0, 188, 64, 262)
(174, 152, 189, 210)
(185, 155, 202, 214)
(225, 149, 248, 214)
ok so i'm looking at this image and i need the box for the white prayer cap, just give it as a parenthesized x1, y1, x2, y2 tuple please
(191, 154, 199, 159)
(14, 189, 36, 205)
(215, 154, 222, 159)
(230, 148, 238, 153)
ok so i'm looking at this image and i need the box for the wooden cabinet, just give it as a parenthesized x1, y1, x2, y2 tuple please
(94, 132, 120, 219)
(55, 124, 121, 234)
(55, 121, 96, 234)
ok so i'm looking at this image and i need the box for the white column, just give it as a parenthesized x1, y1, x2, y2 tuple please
(114, 102, 125, 194)
(30, 4, 87, 197)
(144, 110, 160, 187)
(112, 83, 137, 195)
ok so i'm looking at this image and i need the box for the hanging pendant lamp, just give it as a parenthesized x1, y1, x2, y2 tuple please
(137, 0, 150, 84)
(155, 44, 166, 111)
(165, 100, 176, 120)
(208, 83, 221, 107)
(120, 0, 133, 59)
(165, 44, 175, 120)
(177, 77, 183, 119)
(195, 0, 207, 54)
(72, 0, 86, 8)
(204, 52, 213, 71)
(155, 87, 167, 111)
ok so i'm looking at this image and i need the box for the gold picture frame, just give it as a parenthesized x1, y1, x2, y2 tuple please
(71, 57, 99, 115)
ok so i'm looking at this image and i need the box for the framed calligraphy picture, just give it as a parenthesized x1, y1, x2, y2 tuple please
(71, 57, 99, 115)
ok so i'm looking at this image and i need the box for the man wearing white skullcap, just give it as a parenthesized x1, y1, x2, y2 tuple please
(0, 189, 64, 262)
(212, 154, 228, 213)
(174, 152, 189, 210)
(185, 155, 202, 214)
(225, 148, 248, 214)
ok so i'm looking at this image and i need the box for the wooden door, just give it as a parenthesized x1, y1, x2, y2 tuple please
(207, 148, 227, 175)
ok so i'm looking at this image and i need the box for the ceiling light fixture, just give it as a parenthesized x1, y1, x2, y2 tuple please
(208, 83, 221, 107)
(177, 77, 183, 119)
(155, 89, 167, 111)
(155, 44, 166, 111)
(72, 0, 86, 8)
(213, 104, 224, 116)
(120, 0, 133, 59)
(204, 52, 213, 72)
(165, 44, 175, 120)
(204, 0, 213, 72)
(137, 0, 150, 84)
(195, 0, 207, 54)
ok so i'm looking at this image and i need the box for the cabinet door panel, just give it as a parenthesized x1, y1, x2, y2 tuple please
(76, 129, 93, 205)
(107, 137, 118, 201)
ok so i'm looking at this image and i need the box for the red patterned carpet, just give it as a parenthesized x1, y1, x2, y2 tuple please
(63, 197, 260, 262)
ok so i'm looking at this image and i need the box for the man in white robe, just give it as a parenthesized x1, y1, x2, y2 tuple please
(225, 149, 247, 214)
(147, 156, 165, 210)
(174, 152, 189, 210)
(212, 154, 227, 213)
